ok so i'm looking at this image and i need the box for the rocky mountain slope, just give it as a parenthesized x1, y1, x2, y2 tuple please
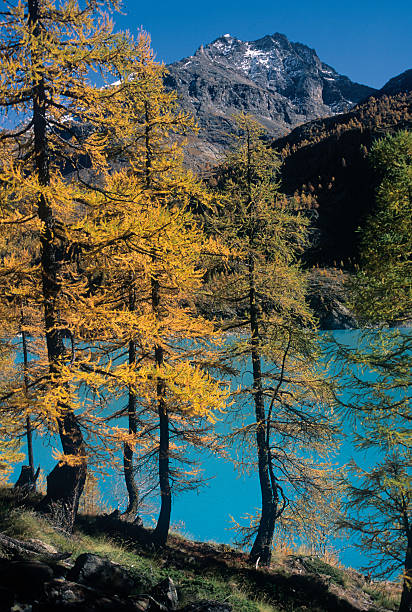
(165, 33, 376, 163)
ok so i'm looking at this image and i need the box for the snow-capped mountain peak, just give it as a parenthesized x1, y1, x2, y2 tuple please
(164, 32, 377, 163)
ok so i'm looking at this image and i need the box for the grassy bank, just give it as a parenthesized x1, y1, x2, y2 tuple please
(0, 487, 401, 612)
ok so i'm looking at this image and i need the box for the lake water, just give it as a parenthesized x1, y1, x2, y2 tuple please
(11, 329, 408, 573)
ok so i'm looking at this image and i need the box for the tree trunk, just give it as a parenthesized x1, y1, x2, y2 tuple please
(122, 391, 140, 518)
(244, 124, 278, 567)
(122, 330, 140, 520)
(14, 465, 40, 492)
(143, 114, 171, 546)
(399, 532, 412, 612)
(28, 0, 86, 531)
(21, 307, 36, 486)
(248, 252, 278, 567)
(151, 275, 171, 547)
(152, 372, 170, 546)
(38, 412, 86, 532)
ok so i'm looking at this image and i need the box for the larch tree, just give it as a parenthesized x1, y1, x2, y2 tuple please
(207, 114, 337, 566)
(338, 456, 411, 609)
(0, 183, 39, 486)
(71, 173, 230, 544)
(0, 0, 157, 529)
(108, 65, 206, 524)
(64, 64, 230, 540)
(120, 66, 229, 545)
(333, 131, 411, 612)
(333, 328, 411, 612)
(352, 130, 411, 325)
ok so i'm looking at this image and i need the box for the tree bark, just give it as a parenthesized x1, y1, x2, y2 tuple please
(399, 532, 412, 612)
(19, 306, 36, 489)
(123, 393, 140, 518)
(248, 253, 278, 567)
(14, 465, 40, 491)
(152, 372, 170, 546)
(151, 275, 171, 547)
(28, 0, 86, 531)
(122, 313, 140, 520)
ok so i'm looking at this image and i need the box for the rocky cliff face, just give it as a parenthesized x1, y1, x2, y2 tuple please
(165, 33, 376, 163)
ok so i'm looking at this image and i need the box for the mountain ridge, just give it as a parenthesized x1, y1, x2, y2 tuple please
(375, 68, 412, 97)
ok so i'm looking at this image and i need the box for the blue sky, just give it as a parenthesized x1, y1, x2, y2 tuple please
(113, 0, 411, 89)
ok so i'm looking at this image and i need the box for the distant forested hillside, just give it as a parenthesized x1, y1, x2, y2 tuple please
(273, 91, 411, 265)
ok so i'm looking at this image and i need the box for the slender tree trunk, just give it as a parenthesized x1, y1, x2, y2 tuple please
(248, 254, 278, 567)
(399, 532, 412, 612)
(28, 0, 86, 531)
(152, 371, 170, 546)
(151, 275, 171, 547)
(14, 308, 39, 491)
(21, 307, 35, 479)
(122, 285, 140, 519)
(142, 106, 171, 546)
(243, 126, 277, 567)
(15, 317, 39, 495)
(26, 418, 34, 479)
(144, 102, 152, 188)
(122, 384, 139, 518)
